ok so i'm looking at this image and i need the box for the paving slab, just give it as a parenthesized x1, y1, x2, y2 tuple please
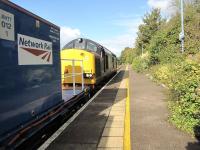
(107, 116, 125, 121)
(97, 148, 123, 150)
(102, 127, 124, 136)
(110, 107, 125, 111)
(105, 120, 124, 128)
(109, 110, 125, 116)
(112, 102, 125, 106)
(48, 144, 96, 150)
(98, 137, 123, 148)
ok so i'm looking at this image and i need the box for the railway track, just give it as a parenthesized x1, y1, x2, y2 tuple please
(12, 75, 114, 150)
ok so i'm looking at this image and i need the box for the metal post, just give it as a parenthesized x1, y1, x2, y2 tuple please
(180, 0, 184, 53)
(142, 44, 144, 56)
(81, 60, 84, 91)
(72, 59, 76, 95)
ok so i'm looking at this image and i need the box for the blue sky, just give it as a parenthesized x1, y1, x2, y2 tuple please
(11, 0, 174, 56)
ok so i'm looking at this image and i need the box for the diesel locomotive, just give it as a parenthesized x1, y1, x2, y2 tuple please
(61, 38, 118, 88)
(0, 1, 118, 148)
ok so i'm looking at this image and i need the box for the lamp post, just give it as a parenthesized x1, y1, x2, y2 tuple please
(179, 0, 184, 53)
(142, 44, 144, 56)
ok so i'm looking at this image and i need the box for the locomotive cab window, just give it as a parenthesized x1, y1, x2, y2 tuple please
(86, 42, 97, 52)
(63, 42, 74, 49)
(74, 39, 86, 49)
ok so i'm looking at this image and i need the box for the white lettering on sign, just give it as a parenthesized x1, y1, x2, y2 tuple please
(18, 34, 53, 65)
(0, 9, 15, 41)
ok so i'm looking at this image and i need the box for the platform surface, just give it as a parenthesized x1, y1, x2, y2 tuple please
(129, 66, 200, 150)
(44, 67, 128, 150)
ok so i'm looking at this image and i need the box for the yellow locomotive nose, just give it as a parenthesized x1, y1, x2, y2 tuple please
(61, 38, 117, 89)
(61, 49, 96, 88)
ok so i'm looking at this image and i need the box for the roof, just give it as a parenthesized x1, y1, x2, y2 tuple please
(1, 0, 60, 30)
(73, 38, 116, 56)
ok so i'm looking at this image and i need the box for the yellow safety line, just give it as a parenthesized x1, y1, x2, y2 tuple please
(124, 66, 131, 150)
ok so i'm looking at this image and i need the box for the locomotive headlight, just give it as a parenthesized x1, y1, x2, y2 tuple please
(84, 73, 93, 78)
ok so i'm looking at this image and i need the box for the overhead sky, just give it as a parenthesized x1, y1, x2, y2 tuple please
(11, 0, 176, 56)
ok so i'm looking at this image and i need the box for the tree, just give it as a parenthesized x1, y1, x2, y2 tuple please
(135, 9, 164, 52)
(120, 47, 136, 64)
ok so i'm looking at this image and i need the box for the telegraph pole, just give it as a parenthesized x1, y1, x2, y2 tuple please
(179, 0, 185, 53)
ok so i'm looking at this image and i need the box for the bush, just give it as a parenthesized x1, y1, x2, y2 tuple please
(151, 64, 173, 88)
(170, 60, 200, 134)
(152, 60, 200, 134)
(169, 101, 200, 134)
(132, 52, 149, 72)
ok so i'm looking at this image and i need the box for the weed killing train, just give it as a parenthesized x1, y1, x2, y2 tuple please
(0, 0, 117, 148)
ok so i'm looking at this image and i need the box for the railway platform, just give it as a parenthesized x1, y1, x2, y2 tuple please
(39, 65, 200, 150)
(39, 66, 130, 150)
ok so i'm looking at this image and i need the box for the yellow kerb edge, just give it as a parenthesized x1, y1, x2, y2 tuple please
(124, 66, 131, 150)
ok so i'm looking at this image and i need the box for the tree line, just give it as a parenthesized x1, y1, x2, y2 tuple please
(120, 0, 200, 137)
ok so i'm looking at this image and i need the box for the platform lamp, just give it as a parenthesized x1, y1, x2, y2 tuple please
(179, 0, 185, 53)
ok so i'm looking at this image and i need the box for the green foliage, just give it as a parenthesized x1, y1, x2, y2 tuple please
(169, 101, 200, 134)
(132, 54, 149, 73)
(152, 60, 200, 134)
(120, 47, 136, 64)
(120, 8, 165, 65)
(151, 64, 174, 87)
(169, 62, 200, 134)
(184, 2, 200, 54)
(124, 1, 200, 135)
(136, 9, 164, 53)
(147, 1, 200, 64)
(147, 14, 182, 65)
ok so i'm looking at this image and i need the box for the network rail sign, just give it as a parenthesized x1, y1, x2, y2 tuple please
(18, 34, 53, 65)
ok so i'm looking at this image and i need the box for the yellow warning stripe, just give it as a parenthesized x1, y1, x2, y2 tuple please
(124, 66, 131, 150)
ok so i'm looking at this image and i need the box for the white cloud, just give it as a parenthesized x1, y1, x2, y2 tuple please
(99, 17, 142, 57)
(100, 34, 136, 57)
(147, 0, 178, 16)
(148, 0, 170, 10)
(60, 26, 81, 48)
(114, 18, 142, 33)
(59, 17, 142, 57)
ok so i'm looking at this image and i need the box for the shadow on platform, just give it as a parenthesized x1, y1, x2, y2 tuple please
(186, 125, 200, 150)
(47, 69, 128, 150)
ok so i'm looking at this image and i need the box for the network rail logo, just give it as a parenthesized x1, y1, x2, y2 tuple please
(18, 34, 53, 65)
